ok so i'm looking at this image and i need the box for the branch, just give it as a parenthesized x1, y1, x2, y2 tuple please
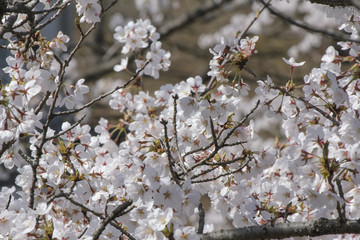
(171, 94, 188, 173)
(198, 203, 205, 234)
(237, 0, 272, 40)
(181, 100, 259, 177)
(200, 218, 360, 240)
(92, 201, 133, 240)
(257, 0, 360, 44)
(55, 192, 135, 240)
(202, 0, 271, 95)
(309, 0, 351, 7)
(0, 139, 16, 158)
(158, 0, 234, 39)
(209, 118, 219, 150)
(35, 91, 51, 115)
(29, 4, 111, 209)
(245, 67, 340, 126)
(160, 118, 181, 185)
(45, 115, 86, 141)
(218, 100, 260, 145)
(335, 179, 346, 222)
(273, 85, 340, 126)
(52, 61, 150, 117)
(191, 157, 251, 183)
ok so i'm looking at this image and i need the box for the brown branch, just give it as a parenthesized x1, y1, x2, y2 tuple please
(160, 118, 181, 185)
(92, 201, 133, 240)
(44, 114, 86, 141)
(218, 100, 260, 145)
(309, 0, 351, 7)
(171, 94, 188, 173)
(28, 3, 113, 209)
(335, 179, 346, 222)
(245, 67, 340, 127)
(191, 157, 251, 184)
(179, 100, 259, 177)
(209, 118, 219, 150)
(202, 1, 271, 95)
(198, 203, 205, 234)
(55, 191, 135, 239)
(0, 139, 16, 158)
(35, 91, 51, 115)
(200, 218, 360, 240)
(189, 155, 248, 182)
(272, 85, 340, 126)
(237, 0, 272, 40)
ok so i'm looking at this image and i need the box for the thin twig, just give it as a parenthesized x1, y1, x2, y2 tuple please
(60, 192, 103, 218)
(237, 0, 272, 40)
(223, 140, 247, 147)
(203, 155, 246, 166)
(273, 85, 340, 126)
(92, 201, 133, 240)
(181, 100, 259, 176)
(218, 100, 260, 145)
(172, 94, 188, 173)
(35, 91, 51, 115)
(158, 0, 234, 39)
(191, 155, 248, 181)
(191, 158, 251, 183)
(53, 61, 150, 117)
(0, 139, 16, 158)
(209, 118, 219, 150)
(29, 162, 37, 209)
(54, 191, 136, 239)
(45, 115, 86, 141)
(245, 67, 340, 126)
(202, 0, 271, 95)
(109, 222, 136, 240)
(160, 118, 181, 185)
(258, 0, 360, 44)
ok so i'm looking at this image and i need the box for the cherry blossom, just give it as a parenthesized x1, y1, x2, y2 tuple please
(50, 31, 70, 52)
(282, 56, 306, 76)
(1, 1, 360, 240)
(76, 0, 101, 23)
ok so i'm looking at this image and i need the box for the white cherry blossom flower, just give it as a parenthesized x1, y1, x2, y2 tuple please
(74, 78, 89, 101)
(114, 57, 128, 72)
(50, 31, 70, 51)
(174, 226, 199, 240)
(76, 0, 101, 23)
(282, 56, 305, 67)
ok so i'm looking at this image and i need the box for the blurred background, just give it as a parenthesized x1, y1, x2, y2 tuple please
(69, 0, 340, 126)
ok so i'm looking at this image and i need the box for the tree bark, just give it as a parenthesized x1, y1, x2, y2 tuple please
(309, 0, 351, 7)
(200, 218, 360, 240)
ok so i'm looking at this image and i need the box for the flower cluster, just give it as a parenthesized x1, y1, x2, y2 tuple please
(0, 1, 360, 240)
(208, 36, 259, 82)
(113, 19, 171, 79)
